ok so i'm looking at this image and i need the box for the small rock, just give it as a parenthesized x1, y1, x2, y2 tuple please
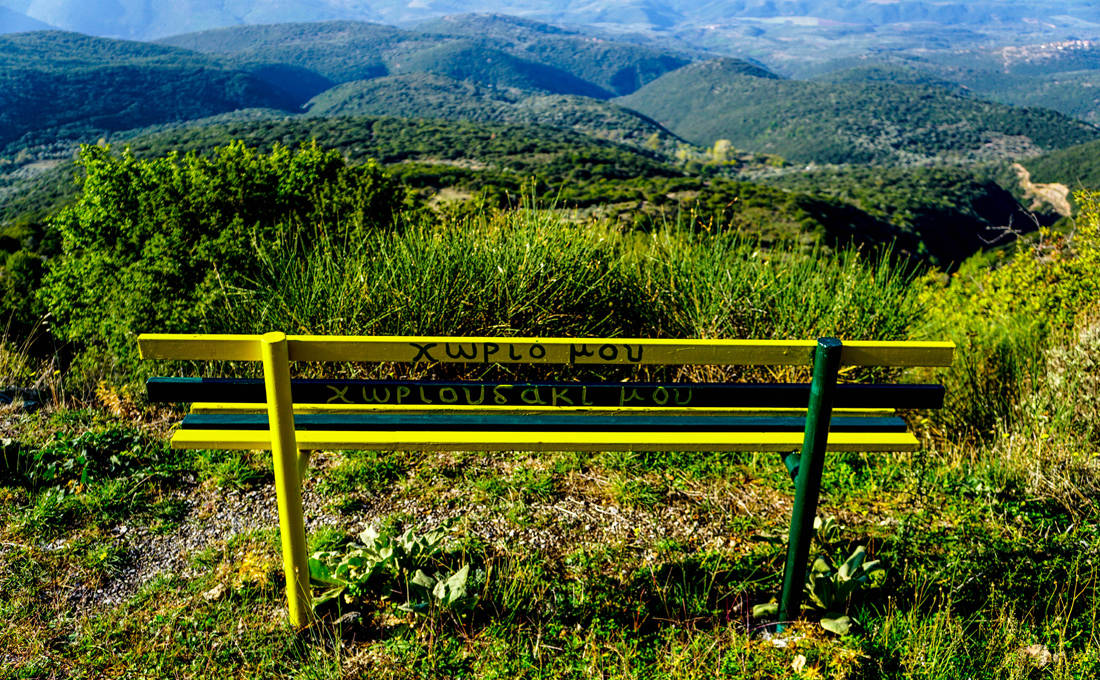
(335, 611, 361, 626)
(203, 583, 228, 602)
(1019, 644, 1054, 668)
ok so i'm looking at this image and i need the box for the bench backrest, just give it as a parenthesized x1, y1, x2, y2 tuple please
(140, 333, 954, 366)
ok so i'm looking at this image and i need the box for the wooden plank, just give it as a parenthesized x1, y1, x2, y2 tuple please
(179, 413, 910, 433)
(169, 428, 920, 452)
(189, 402, 898, 417)
(148, 377, 945, 409)
(138, 334, 954, 367)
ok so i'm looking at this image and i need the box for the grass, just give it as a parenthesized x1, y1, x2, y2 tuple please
(3, 406, 1096, 677)
(3, 196, 1100, 677)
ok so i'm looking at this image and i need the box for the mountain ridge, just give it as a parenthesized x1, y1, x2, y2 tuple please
(617, 59, 1100, 165)
(6, 1, 1100, 41)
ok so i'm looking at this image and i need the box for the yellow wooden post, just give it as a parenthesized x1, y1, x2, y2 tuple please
(260, 332, 314, 627)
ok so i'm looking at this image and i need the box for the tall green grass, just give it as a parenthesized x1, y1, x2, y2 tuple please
(221, 209, 921, 355)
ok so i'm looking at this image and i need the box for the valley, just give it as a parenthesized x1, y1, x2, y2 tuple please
(6, 12, 1100, 284)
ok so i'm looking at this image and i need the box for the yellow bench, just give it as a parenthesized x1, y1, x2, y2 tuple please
(139, 332, 953, 628)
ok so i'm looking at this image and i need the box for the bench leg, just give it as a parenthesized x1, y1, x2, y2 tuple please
(778, 337, 842, 630)
(262, 332, 315, 627)
(298, 449, 312, 482)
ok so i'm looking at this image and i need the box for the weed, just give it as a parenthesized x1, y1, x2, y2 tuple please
(309, 521, 476, 624)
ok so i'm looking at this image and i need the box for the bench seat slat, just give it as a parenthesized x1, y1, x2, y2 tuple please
(180, 413, 909, 433)
(169, 429, 920, 452)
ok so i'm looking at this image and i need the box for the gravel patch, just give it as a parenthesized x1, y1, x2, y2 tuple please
(60, 450, 793, 607)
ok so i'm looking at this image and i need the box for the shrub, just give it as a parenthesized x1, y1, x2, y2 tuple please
(38, 141, 405, 375)
(920, 190, 1100, 440)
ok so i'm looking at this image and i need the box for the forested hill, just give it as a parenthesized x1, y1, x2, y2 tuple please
(411, 14, 692, 96)
(156, 21, 437, 85)
(802, 46, 1100, 126)
(617, 58, 1100, 165)
(386, 41, 611, 98)
(0, 31, 298, 152)
(1013, 138, 1100, 195)
(303, 74, 681, 151)
(155, 19, 690, 101)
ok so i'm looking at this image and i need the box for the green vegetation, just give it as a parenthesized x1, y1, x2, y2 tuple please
(413, 14, 690, 96)
(1014, 138, 1100, 193)
(0, 32, 298, 153)
(617, 59, 1100, 165)
(811, 51, 1100, 126)
(157, 17, 688, 99)
(387, 41, 610, 98)
(1, 128, 1040, 350)
(769, 166, 1041, 265)
(157, 21, 420, 83)
(303, 74, 680, 151)
(37, 142, 403, 379)
(3, 121, 1099, 676)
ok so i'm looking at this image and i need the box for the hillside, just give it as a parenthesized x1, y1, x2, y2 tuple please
(0, 114, 680, 232)
(414, 14, 691, 96)
(0, 31, 298, 152)
(925, 44, 1100, 125)
(768, 166, 1040, 263)
(617, 58, 1100, 165)
(303, 74, 679, 151)
(157, 21, 425, 84)
(157, 18, 687, 100)
(811, 47, 1100, 126)
(1012, 138, 1100, 194)
(386, 41, 611, 98)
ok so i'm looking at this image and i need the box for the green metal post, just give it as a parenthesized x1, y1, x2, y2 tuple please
(778, 337, 843, 629)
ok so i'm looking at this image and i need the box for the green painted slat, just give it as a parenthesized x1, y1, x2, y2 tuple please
(180, 413, 909, 433)
(148, 377, 946, 410)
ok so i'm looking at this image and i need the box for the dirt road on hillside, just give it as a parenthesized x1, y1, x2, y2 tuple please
(1013, 162, 1072, 217)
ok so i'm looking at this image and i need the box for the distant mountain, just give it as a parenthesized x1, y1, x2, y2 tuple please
(0, 31, 298, 152)
(304, 73, 680, 151)
(413, 14, 691, 96)
(807, 45, 1100, 126)
(0, 6, 53, 33)
(903, 43, 1100, 125)
(159, 19, 687, 100)
(158, 21, 420, 83)
(7, 1, 1100, 41)
(387, 41, 611, 98)
(811, 64, 968, 94)
(0, 0, 375, 40)
(617, 58, 1100, 165)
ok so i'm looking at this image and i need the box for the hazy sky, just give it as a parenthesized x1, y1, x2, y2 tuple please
(3, 0, 1099, 43)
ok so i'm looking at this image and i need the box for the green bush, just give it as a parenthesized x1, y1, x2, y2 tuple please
(38, 141, 406, 374)
(920, 190, 1100, 441)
